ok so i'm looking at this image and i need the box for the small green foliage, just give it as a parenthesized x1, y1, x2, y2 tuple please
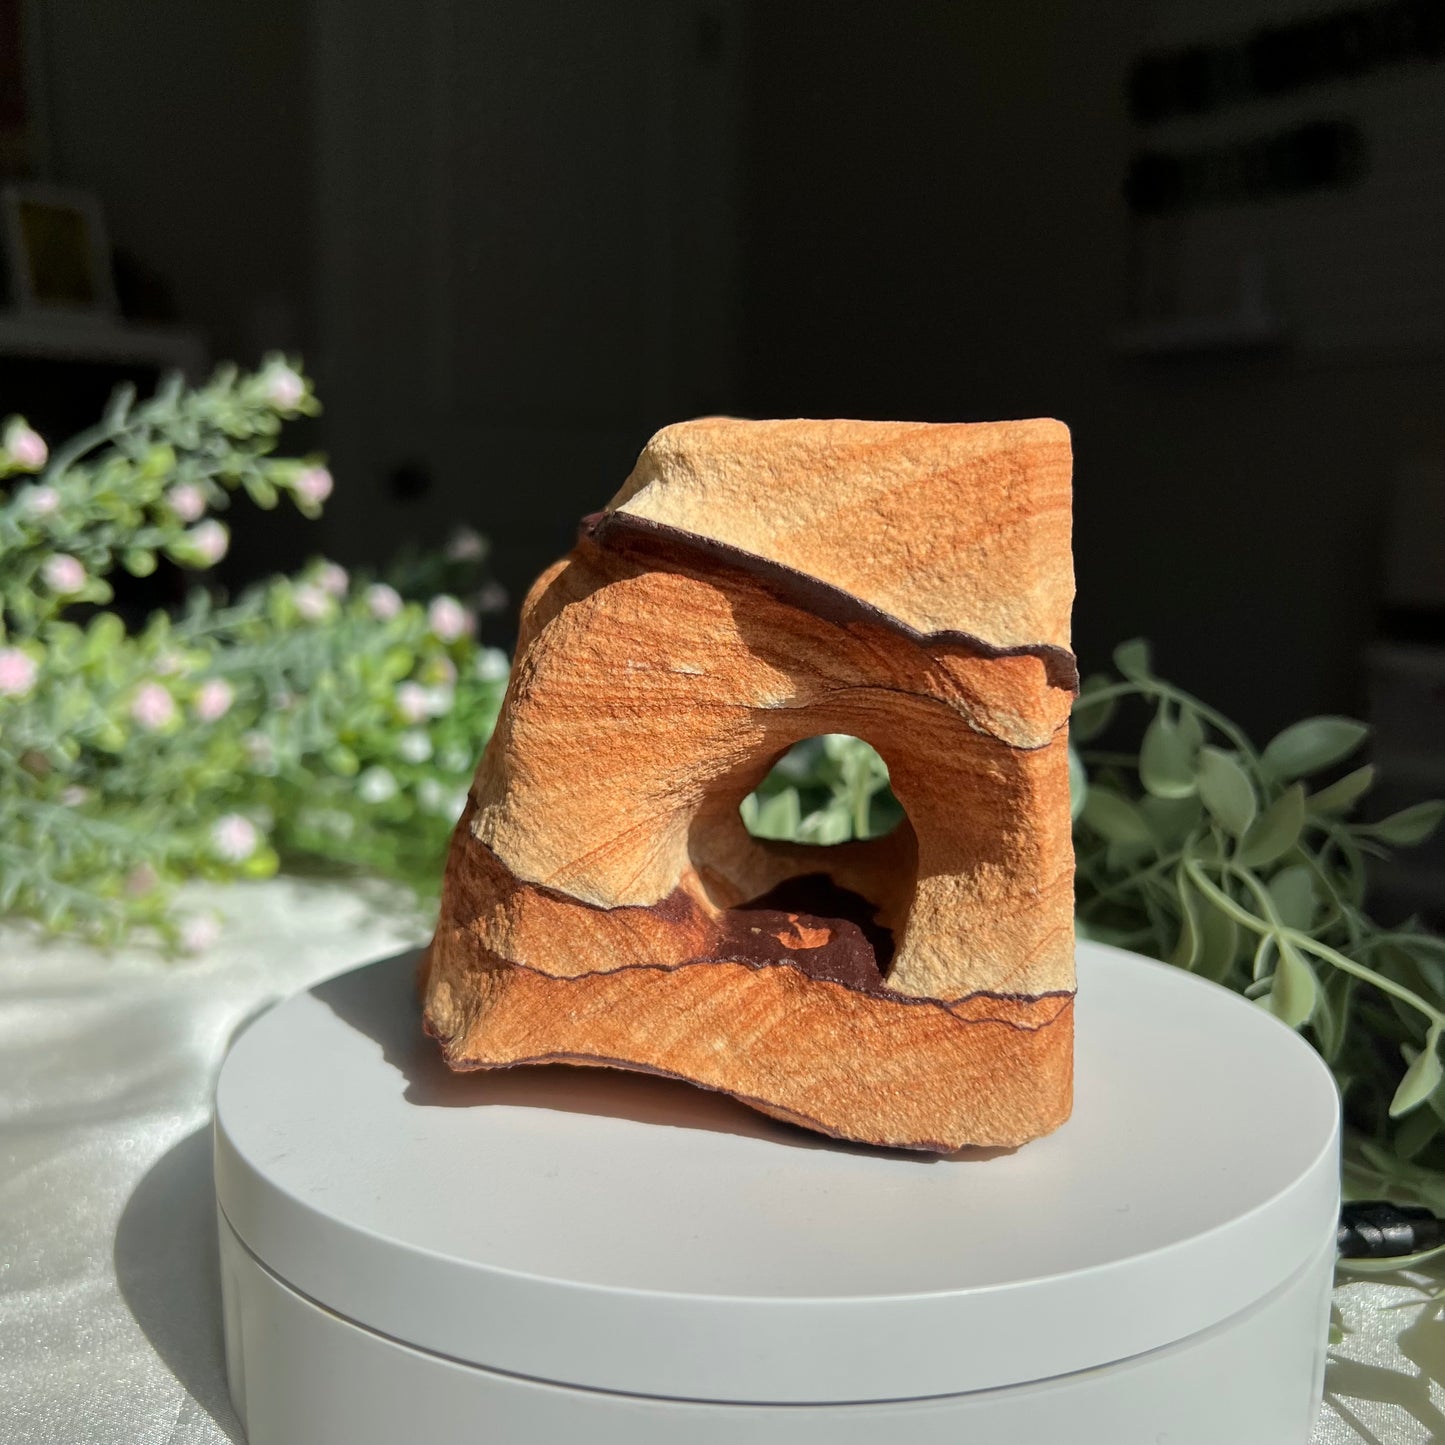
(0, 362, 508, 950)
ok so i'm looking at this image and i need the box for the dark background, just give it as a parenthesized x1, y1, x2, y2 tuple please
(4, 1, 1444, 763)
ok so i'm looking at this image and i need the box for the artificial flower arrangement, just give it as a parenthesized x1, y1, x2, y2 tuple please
(0, 361, 508, 951)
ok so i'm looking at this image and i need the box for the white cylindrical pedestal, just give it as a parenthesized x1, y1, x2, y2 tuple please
(215, 941, 1340, 1444)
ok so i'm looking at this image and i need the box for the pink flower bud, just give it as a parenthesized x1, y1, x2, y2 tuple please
(475, 580, 509, 614)
(180, 913, 222, 953)
(167, 483, 207, 522)
(294, 584, 332, 621)
(131, 682, 177, 731)
(125, 864, 159, 897)
(263, 365, 305, 411)
(395, 682, 430, 724)
(445, 527, 486, 562)
(317, 561, 349, 596)
(42, 554, 87, 594)
(366, 583, 402, 620)
(427, 594, 474, 643)
(0, 647, 38, 696)
(295, 466, 334, 506)
(4, 419, 48, 470)
(211, 813, 261, 862)
(20, 485, 59, 518)
(187, 520, 230, 566)
(194, 678, 235, 722)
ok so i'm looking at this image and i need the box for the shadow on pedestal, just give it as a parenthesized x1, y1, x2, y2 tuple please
(311, 950, 1012, 1163)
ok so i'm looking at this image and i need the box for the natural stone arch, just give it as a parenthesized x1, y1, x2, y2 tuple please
(424, 417, 1077, 1150)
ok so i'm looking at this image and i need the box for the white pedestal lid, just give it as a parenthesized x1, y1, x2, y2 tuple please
(214, 940, 1340, 1408)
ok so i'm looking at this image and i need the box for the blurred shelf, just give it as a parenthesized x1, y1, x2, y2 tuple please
(1111, 314, 1286, 357)
(0, 313, 207, 377)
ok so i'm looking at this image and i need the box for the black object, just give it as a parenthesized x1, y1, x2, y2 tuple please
(1128, 0, 1445, 124)
(1125, 119, 1364, 215)
(1338, 1200, 1445, 1258)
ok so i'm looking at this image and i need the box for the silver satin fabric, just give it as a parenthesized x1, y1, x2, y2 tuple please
(0, 877, 1441, 1444)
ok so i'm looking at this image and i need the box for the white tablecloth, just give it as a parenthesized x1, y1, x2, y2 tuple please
(1, 878, 1442, 1444)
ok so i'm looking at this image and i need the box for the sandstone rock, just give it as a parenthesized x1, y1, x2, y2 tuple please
(422, 417, 1077, 1151)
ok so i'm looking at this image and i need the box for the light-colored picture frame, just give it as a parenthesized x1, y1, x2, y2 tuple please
(2, 183, 117, 317)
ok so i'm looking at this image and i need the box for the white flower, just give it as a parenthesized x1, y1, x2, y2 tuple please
(262, 364, 305, 411)
(166, 483, 207, 522)
(131, 682, 177, 730)
(417, 778, 468, 817)
(316, 561, 349, 597)
(20, 484, 59, 518)
(59, 785, 90, 807)
(295, 465, 333, 506)
(397, 730, 433, 764)
(424, 685, 454, 718)
(294, 584, 332, 621)
(180, 913, 222, 954)
(439, 744, 472, 774)
(475, 580, 509, 615)
(187, 519, 230, 566)
(445, 527, 487, 562)
(0, 647, 38, 696)
(42, 553, 86, 594)
(194, 678, 235, 722)
(427, 594, 474, 643)
(475, 647, 510, 682)
(395, 682, 430, 724)
(366, 583, 402, 620)
(211, 813, 260, 862)
(358, 766, 398, 804)
(4, 419, 47, 470)
(154, 650, 188, 677)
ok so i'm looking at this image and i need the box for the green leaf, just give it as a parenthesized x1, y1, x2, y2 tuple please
(752, 788, 801, 841)
(1237, 784, 1305, 867)
(123, 548, 157, 577)
(1395, 1104, 1440, 1161)
(1068, 745, 1087, 822)
(1262, 716, 1368, 781)
(1266, 864, 1317, 931)
(1080, 786, 1152, 846)
(1169, 874, 1201, 970)
(1176, 707, 1206, 752)
(1139, 710, 1198, 800)
(1196, 747, 1257, 837)
(1140, 792, 1203, 845)
(1112, 638, 1152, 681)
(1367, 801, 1445, 848)
(1308, 764, 1375, 816)
(1268, 937, 1317, 1027)
(1196, 890, 1240, 982)
(1391, 1033, 1444, 1118)
(1070, 675, 1116, 743)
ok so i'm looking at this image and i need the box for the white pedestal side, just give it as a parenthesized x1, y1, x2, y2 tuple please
(215, 941, 1340, 1444)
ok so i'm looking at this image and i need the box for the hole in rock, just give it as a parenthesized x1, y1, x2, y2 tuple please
(738, 735, 903, 845)
(729, 737, 911, 992)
